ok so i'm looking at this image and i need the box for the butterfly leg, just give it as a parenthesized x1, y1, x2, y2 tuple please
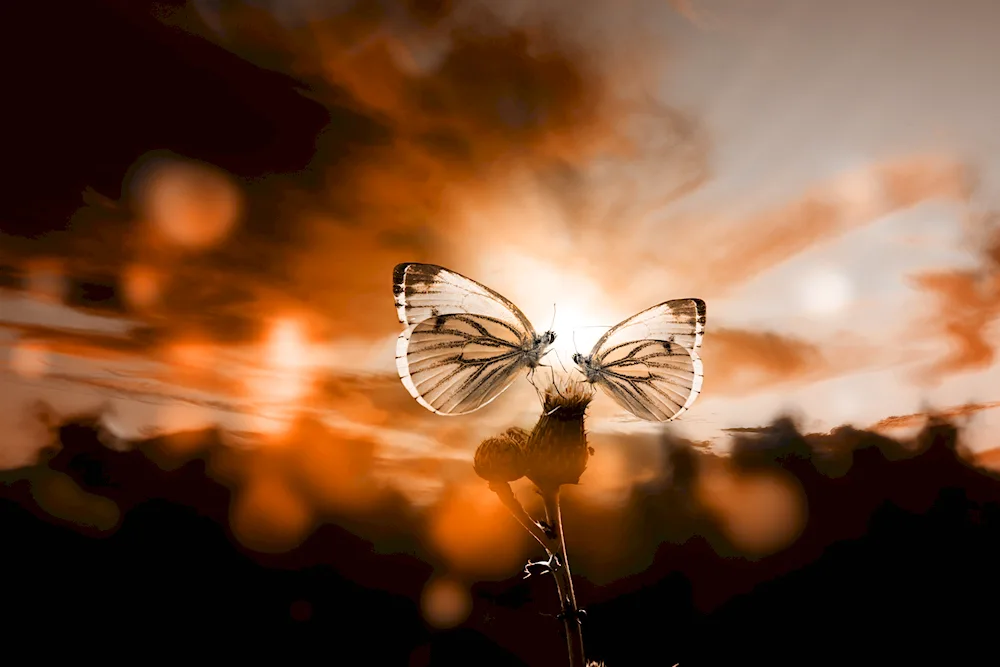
(528, 363, 568, 411)
(527, 366, 541, 396)
(532, 362, 565, 396)
(528, 368, 548, 406)
(543, 363, 569, 401)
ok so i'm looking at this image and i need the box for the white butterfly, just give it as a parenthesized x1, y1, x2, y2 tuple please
(393, 262, 556, 416)
(572, 299, 706, 422)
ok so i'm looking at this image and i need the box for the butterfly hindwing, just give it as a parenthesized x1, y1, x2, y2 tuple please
(396, 312, 533, 415)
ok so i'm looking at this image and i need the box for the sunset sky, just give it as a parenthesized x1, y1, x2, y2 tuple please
(3, 0, 1000, 506)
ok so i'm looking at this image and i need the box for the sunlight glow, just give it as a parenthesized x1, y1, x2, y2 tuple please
(243, 317, 315, 436)
(266, 318, 309, 402)
(798, 266, 853, 316)
(10, 340, 49, 379)
(478, 249, 625, 372)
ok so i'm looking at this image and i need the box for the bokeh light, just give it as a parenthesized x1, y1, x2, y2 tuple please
(121, 262, 163, 310)
(421, 576, 472, 630)
(427, 480, 526, 577)
(9, 340, 49, 379)
(30, 471, 121, 532)
(694, 459, 808, 557)
(130, 155, 243, 251)
(230, 471, 315, 553)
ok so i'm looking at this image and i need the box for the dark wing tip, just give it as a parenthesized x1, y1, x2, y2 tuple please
(393, 263, 413, 285)
(394, 262, 449, 285)
(670, 297, 706, 320)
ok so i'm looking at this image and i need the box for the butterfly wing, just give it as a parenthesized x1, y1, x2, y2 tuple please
(393, 263, 539, 416)
(393, 263, 536, 332)
(396, 313, 535, 415)
(587, 299, 706, 422)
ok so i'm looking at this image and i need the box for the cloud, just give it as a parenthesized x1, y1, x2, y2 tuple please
(909, 212, 1000, 377)
(2, 0, 712, 357)
(0, 322, 152, 362)
(867, 401, 1000, 433)
(674, 156, 973, 300)
(697, 327, 872, 397)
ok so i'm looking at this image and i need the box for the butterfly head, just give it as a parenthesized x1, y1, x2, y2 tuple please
(572, 353, 601, 383)
(525, 331, 557, 367)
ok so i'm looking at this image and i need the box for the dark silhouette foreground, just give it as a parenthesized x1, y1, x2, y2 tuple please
(3, 410, 999, 666)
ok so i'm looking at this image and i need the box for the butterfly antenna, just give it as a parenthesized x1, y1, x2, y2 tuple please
(571, 325, 616, 354)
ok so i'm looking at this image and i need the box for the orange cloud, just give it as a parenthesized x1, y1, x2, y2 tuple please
(682, 156, 972, 298)
(698, 327, 869, 397)
(868, 401, 1000, 433)
(0, 322, 152, 362)
(909, 223, 1000, 377)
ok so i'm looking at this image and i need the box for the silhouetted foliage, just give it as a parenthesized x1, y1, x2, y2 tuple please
(3, 407, 1000, 665)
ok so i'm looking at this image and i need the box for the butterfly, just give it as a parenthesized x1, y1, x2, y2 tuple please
(393, 262, 557, 416)
(572, 298, 706, 422)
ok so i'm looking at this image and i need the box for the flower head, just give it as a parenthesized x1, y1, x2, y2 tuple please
(474, 427, 530, 483)
(524, 369, 596, 491)
(533, 366, 596, 415)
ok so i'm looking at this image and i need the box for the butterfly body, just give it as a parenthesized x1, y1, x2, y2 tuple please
(393, 262, 556, 416)
(572, 352, 602, 383)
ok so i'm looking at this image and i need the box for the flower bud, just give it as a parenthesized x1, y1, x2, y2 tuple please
(524, 380, 595, 491)
(474, 427, 530, 483)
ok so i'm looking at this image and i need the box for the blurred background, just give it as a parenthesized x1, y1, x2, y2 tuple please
(2, 1, 1000, 665)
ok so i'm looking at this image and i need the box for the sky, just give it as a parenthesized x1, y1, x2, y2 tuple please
(3, 0, 1000, 506)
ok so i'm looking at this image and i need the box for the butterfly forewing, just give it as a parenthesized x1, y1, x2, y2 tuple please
(587, 298, 706, 422)
(590, 298, 706, 356)
(393, 263, 542, 416)
(393, 263, 536, 334)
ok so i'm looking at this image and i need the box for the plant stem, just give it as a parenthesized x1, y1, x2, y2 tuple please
(487, 481, 587, 667)
(540, 486, 586, 667)
(488, 481, 554, 555)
